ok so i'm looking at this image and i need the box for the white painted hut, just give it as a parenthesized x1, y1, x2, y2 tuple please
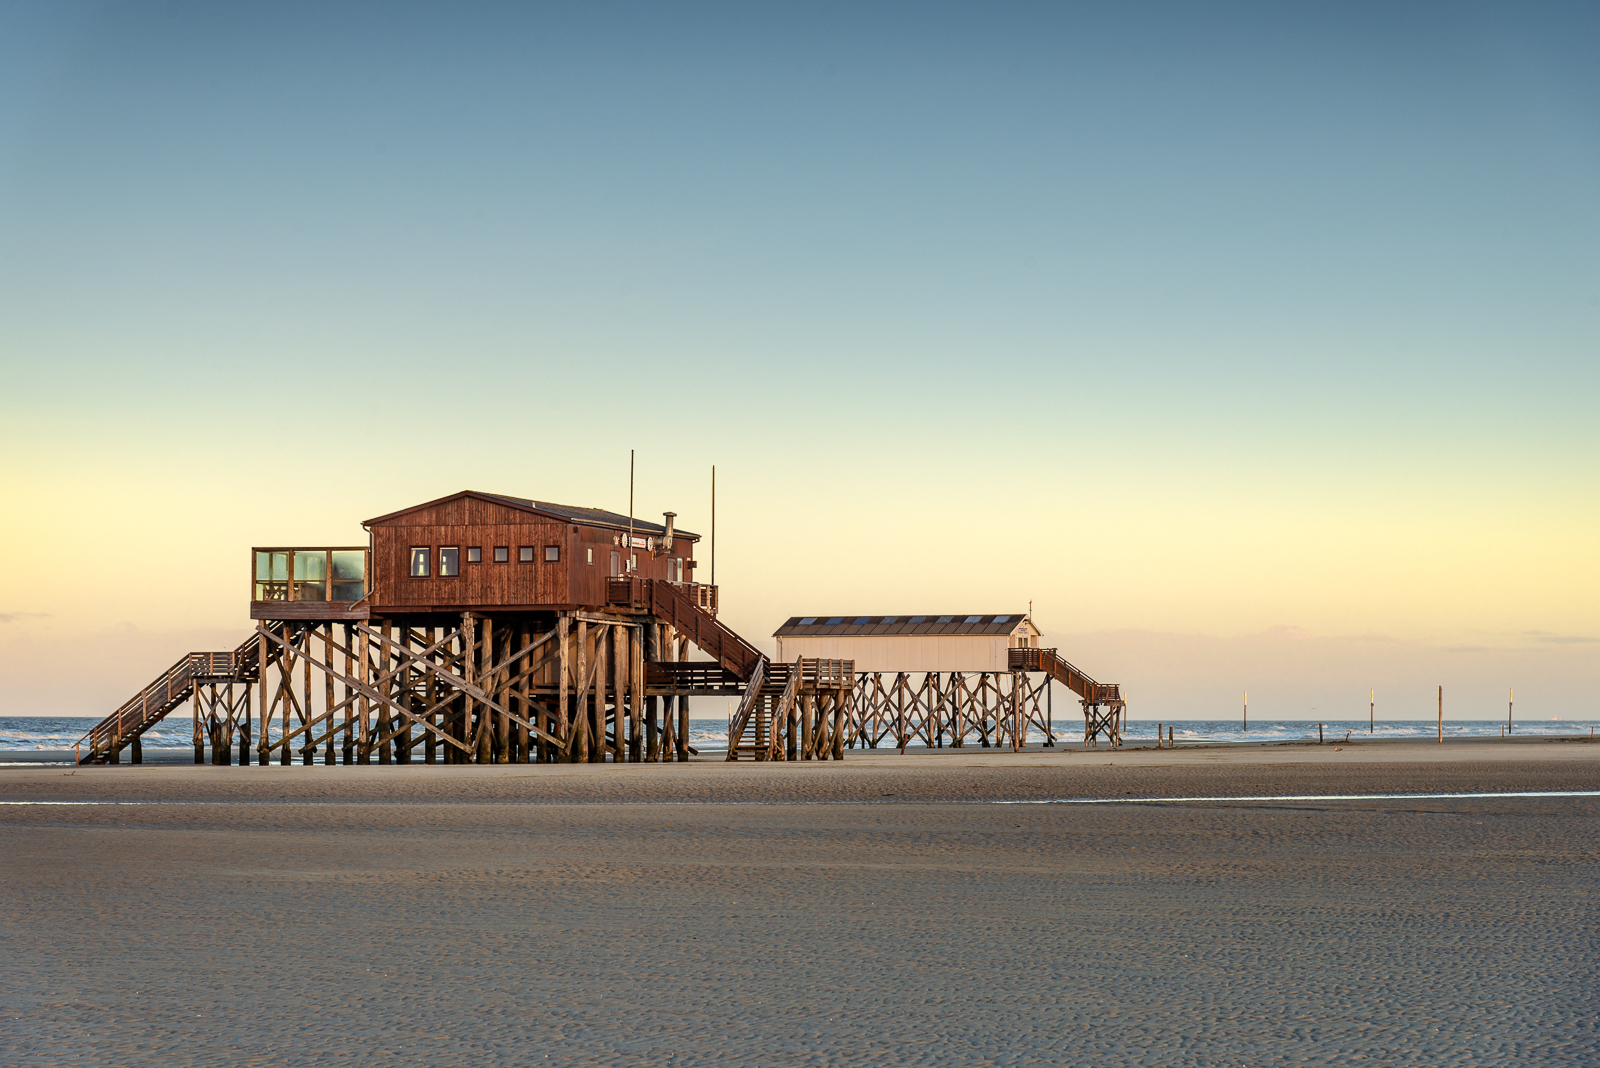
(772, 614, 1041, 673)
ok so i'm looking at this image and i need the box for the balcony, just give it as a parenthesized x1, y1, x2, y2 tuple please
(250, 547, 371, 621)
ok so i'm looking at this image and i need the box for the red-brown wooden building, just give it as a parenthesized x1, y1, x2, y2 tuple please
(249, 490, 703, 620)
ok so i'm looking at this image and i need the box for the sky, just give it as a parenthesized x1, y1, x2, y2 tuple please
(1, 1, 1596, 721)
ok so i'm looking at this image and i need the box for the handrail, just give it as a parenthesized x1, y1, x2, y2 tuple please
(765, 667, 803, 760)
(724, 657, 768, 758)
(1009, 647, 1122, 703)
(75, 632, 261, 764)
(648, 579, 763, 680)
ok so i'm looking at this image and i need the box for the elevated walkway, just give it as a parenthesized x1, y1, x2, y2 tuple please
(1009, 646, 1124, 745)
(76, 635, 259, 764)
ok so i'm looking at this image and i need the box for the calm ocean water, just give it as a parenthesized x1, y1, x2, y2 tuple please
(4, 715, 1596, 755)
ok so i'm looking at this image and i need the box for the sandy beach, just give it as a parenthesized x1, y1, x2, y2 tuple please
(4, 741, 1597, 1066)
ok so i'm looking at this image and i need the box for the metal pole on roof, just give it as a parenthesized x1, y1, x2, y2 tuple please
(711, 464, 716, 588)
(628, 449, 634, 571)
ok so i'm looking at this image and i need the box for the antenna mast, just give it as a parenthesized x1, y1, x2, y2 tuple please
(711, 464, 716, 588)
(628, 449, 634, 572)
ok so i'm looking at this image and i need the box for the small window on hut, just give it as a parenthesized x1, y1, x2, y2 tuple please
(586, 547, 593, 565)
(544, 545, 559, 562)
(466, 547, 482, 564)
(409, 548, 430, 578)
(520, 546, 535, 563)
(494, 546, 509, 563)
(439, 547, 460, 577)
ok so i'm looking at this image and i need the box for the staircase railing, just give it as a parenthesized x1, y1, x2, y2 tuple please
(1008, 647, 1122, 704)
(724, 657, 768, 759)
(764, 666, 803, 760)
(648, 579, 764, 680)
(76, 633, 260, 764)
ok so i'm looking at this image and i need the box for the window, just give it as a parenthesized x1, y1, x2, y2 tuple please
(965, 615, 982, 623)
(466, 547, 482, 564)
(670, 557, 684, 583)
(994, 615, 1010, 623)
(520, 546, 536, 562)
(826, 616, 844, 625)
(854, 616, 870, 624)
(255, 550, 289, 600)
(882, 616, 897, 624)
(330, 551, 365, 601)
(586, 547, 593, 565)
(543, 545, 559, 562)
(798, 617, 816, 625)
(494, 546, 509, 563)
(936, 615, 953, 623)
(439, 547, 460, 577)
(410, 548, 430, 577)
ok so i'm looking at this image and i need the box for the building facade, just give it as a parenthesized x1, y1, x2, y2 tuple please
(773, 614, 1040, 672)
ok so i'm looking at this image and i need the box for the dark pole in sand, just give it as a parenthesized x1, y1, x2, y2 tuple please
(1508, 687, 1513, 735)
(1243, 690, 1247, 733)
(1370, 689, 1374, 733)
(1437, 684, 1443, 743)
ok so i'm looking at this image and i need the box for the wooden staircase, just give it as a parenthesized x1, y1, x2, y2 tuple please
(606, 577, 765, 680)
(76, 634, 260, 765)
(1008, 647, 1122, 706)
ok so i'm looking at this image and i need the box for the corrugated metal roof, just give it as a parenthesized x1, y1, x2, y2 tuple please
(366, 491, 698, 538)
(485, 495, 694, 537)
(772, 614, 1034, 638)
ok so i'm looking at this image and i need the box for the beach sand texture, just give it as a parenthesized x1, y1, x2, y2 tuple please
(3, 745, 1597, 1066)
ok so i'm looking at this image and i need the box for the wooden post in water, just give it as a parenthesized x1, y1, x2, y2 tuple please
(1508, 687, 1513, 735)
(1437, 684, 1443, 743)
(1370, 689, 1374, 733)
(1243, 690, 1247, 733)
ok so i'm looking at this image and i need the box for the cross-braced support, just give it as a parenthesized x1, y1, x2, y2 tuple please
(843, 671, 1056, 751)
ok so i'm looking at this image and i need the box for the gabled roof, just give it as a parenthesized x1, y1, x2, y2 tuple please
(364, 490, 699, 539)
(773, 614, 1036, 638)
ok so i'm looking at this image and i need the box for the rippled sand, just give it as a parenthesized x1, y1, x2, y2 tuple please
(3, 743, 1597, 1066)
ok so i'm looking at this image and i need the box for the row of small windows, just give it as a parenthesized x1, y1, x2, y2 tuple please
(410, 544, 560, 578)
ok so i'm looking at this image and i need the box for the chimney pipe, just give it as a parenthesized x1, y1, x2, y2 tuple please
(662, 511, 675, 553)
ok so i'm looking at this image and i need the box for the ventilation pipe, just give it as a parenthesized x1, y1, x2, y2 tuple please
(661, 512, 676, 553)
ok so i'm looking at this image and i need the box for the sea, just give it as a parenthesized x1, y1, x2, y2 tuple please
(4, 715, 1596, 760)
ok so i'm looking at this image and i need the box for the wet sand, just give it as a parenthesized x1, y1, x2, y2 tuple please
(3, 744, 1597, 1066)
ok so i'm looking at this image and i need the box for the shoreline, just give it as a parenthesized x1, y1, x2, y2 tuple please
(5, 731, 1597, 766)
(4, 737, 1597, 806)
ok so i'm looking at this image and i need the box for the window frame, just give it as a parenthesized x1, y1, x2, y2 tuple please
(544, 545, 560, 562)
(493, 546, 509, 563)
(409, 547, 431, 578)
(519, 546, 536, 563)
(466, 547, 482, 564)
(438, 546, 460, 578)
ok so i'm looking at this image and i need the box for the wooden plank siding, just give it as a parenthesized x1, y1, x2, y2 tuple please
(369, 494, 695, 613)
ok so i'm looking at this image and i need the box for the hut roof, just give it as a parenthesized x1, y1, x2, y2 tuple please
(772, 614, 1034, 638)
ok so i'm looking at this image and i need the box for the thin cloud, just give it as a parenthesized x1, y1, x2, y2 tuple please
(1525, 631, 1599, 645)
(0, 612, 49, 623)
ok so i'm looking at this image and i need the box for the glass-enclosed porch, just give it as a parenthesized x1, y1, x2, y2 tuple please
(253, 547, 370, 604)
